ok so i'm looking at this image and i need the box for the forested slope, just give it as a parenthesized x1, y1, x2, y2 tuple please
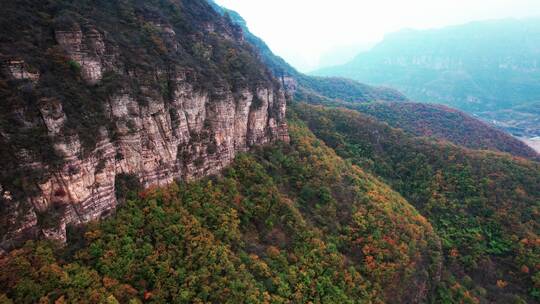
(295, 103, 540, 303)
(0, 120, 442, 303)
(0, 1, 538, 304)
(209, 0, 407, 104)
(347, 102, 539, 160)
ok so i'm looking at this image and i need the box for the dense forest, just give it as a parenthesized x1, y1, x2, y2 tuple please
(1, 109, 538, 303)
(1, 120, 443, 303)
(326, 101, 539, 160)
(294, 103, 540, 303)
(0, 0, 538, 303)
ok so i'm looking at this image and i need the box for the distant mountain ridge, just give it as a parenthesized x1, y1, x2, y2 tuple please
(0, 1, 538, 303)
(313, 18, 540, 126)
(210, 3, 538, 159)
(209, 0, 408, 104)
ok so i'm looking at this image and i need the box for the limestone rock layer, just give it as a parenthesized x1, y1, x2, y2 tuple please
(0, 6, 288, 248)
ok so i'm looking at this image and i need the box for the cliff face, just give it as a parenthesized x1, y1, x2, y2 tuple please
(0, 0, 288, 249)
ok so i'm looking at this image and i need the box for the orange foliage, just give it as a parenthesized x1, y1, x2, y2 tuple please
(496, 280, 508, 289)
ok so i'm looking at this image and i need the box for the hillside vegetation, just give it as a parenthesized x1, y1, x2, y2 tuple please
(298, 98, 539, 160)
(0, 120, 441, 304)
(295, 103, 540, 303)
(349, 102, 539, 160)
(1, 1, 538, 304)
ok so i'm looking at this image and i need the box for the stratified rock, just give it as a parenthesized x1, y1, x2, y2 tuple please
(4, 59, 39, 82)
(0, 11, 288, 248)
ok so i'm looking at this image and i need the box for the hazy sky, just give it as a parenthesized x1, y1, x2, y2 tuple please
(214, 0, 540, 72)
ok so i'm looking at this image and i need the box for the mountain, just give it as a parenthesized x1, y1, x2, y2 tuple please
(294, 103, 540, 303)
(0, 1, 539, 304)
(0, 118, 443, 303)
(220, 4, 539, 160)
(209, 0, 408, 104)
(338, 101, 539, 159)
(211, 3, 539, 160)
(294, 94, 539, 159)
(0, 0, 288, 248)
(313, 18, 540, 136)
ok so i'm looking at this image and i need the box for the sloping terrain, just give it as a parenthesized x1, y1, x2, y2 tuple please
(0, 0, 288, 247)
(208, 1, 540, 161)
(209, 1, 407, 104)
(0, 1, 538, 304)
(313, 18, 540, 143)
(295, 103, 540, 303)
(348, 101, 539, 159)
(0, 119, 442, 304)
(314, 18, 540, 113)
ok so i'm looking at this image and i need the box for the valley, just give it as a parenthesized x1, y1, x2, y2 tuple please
(314, 18, 540, 153)
(0, 1, 538, 303)
(520, 137, 540, 153)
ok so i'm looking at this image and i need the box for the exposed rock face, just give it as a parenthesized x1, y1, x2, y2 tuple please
(2, 83, 287, 246)
(0, 21, 288, 249)
(55, 26, 111, 84)
(4, 60, 39, 82)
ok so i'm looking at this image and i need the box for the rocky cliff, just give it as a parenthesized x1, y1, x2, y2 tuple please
(0, 0, 288, 250)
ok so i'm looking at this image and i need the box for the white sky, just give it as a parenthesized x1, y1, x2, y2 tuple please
(214, 0, 540, 72)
